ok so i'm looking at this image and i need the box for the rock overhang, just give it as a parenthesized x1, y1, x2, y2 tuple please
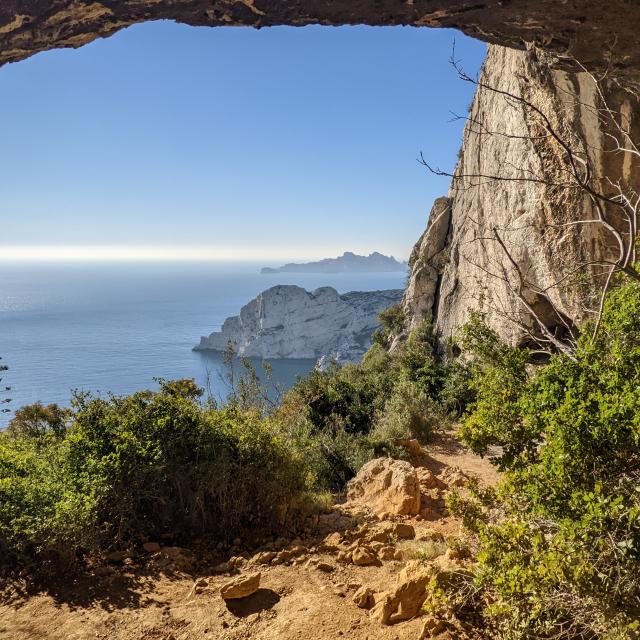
(1, 1, 640, 88)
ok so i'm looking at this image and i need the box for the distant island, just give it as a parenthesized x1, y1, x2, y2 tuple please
(260, 251, 407, 274)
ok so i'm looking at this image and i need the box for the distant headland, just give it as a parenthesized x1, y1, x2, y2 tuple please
(194, 284, 403, 363)
(260, 251, 407, 274)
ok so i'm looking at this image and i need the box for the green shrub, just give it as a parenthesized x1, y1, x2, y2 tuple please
(459, 313, 536, 469)
(447, 280, 640, 639)
(372, 378, 446, 444)
(7, 402, 70, 439)
(289, 357, 394, 435)
(373, 304, 405, 346)
(0, 380, 314, 566)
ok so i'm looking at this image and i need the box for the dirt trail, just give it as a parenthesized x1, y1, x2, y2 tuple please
(0, 433, 498, 640)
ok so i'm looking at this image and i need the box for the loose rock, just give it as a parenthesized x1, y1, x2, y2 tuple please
(353, 586, 376, 609)
(220, 572, 261, 600)
(371, 561, 432, 624)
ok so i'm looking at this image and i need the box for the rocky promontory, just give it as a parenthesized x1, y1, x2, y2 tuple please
(194, 285, 402, 363)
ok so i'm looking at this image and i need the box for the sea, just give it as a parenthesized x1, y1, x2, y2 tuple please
(0, 262, 406, 427)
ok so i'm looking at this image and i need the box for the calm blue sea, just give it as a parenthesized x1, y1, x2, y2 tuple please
(0, 262, 406, 427)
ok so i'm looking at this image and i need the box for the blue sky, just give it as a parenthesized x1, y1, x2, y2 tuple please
(0, 22, 485, 262)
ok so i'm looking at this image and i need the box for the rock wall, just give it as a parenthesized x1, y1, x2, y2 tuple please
(195, 284, 403, 363)
(403, 45, 640, 347)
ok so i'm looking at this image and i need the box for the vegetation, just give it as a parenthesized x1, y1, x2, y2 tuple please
(0, 313, 460, 571)
(0, 356, 10, 414)
(0, 381, 318, 569)
(5, 277, 638, 639)
(441, 278, 640, 640)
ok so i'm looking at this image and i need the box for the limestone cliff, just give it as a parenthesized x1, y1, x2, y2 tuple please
(195, 285, 403, 363)
(403, 45, 640, 347)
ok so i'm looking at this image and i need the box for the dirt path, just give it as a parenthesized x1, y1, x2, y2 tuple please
(0, 433, 498, 640)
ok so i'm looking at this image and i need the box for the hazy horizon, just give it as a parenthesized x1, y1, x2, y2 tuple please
(0, 245, 410, 263)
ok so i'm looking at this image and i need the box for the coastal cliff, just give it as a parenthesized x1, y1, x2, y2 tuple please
(402, 44, 640, 348)
(195, 285, 403, 363)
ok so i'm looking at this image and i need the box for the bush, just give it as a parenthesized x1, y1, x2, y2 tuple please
(372, 379, 446, 444)
(7, 402, 70, 439)
(447, 280, 640, 639)
(373, 304, 405, 346)
(0, 380, 314, 567)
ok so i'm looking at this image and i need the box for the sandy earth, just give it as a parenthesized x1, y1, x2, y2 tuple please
(0, 433, 498, 640)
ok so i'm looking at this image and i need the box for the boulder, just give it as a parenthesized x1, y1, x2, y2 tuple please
(388, 522, 415, 540)
(416, 468, 445, 491)
(220, 572, 261, 600)
(378, 545, 398, 562)
(346, 458, 421, 517)
(440, 466, 468, 488)
(371, 561, 432, 624)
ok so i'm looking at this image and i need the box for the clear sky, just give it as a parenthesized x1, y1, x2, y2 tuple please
(0, 22, 486, 262)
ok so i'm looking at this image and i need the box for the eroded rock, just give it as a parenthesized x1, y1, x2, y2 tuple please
(371, 560, 432, 625)
(346, 458, 421, 517)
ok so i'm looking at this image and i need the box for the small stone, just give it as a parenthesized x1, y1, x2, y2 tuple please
(142, 542, 161, 553)
(352, 547, 378, 567)
(321, 532, 343, 551)
(220, 572, 261, 600)
(337, 550, 352, 564)
(420, 616, 448, 638)
(316, 562, 335, 573)
(251, 551, 277, 565)
(162, 546, 188, 558)
(391, 523, 415, 539)
(106, 550, 128, 563)
(352, 586, 376, 609)
(229, 555, 247, 569)
(378, 546, 397, 562)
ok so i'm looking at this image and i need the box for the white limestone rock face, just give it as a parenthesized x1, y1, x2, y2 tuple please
(195, 285, 403, 363)
(402, 45, 640, 348)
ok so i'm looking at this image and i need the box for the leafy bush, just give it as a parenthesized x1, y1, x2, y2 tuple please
(372, 379, 446, 444)
(289, 352, 395, 436)
(0, 380, 314, 567)
(7, 402, 70, 439)
(373, 304, 405, 346)
(446, 281, 640, 639)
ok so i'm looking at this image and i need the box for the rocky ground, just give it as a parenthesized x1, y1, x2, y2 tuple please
(0, 432, 499, 640)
